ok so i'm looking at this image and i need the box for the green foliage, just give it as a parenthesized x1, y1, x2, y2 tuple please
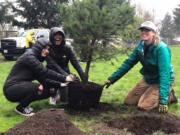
(173, 4, 180, 35)
(60, 0, 135, 45)
(119, 16, 141, 44)
(0, 3, 14, 30)
(59, 0, 135, 80)
(10, 0, 68, 29)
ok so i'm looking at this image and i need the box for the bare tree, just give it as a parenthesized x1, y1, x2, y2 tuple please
(135, 4, 155, 22)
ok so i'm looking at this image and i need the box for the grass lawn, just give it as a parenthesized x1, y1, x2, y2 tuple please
(0, 45, 180, 133)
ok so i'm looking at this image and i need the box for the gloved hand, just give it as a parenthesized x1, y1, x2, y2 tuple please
(159, 104, 168, 113)
(104, 80, 112, 88)
(66, 74, 76, 82)
(60, 82, 69, 87)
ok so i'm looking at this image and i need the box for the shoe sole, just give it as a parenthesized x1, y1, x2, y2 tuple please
(14, 108, 35, 117)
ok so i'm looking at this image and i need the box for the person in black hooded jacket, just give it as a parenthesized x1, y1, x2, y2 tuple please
(46, 27, 85, 104)
(3, 38, 75, 117)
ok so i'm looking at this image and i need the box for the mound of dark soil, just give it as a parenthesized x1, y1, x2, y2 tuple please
(68, 81, 103, 110)
(108, 111, 180, 135)
(0, 109, 85, 135)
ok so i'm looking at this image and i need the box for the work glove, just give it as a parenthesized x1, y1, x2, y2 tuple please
(158, 104, 168, 113)
(104, 80, 112, 88)
(66, 74, 76, 82)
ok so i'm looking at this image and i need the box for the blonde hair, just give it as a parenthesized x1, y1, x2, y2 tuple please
(154, 34, 160, 46)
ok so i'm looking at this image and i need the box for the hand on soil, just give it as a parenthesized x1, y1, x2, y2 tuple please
(104, 80, 111, 88)
(66, 74, 76, 82)
(70, 73, 80, 82)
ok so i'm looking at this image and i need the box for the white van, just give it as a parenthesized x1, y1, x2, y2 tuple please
(0, 29, 50, 60)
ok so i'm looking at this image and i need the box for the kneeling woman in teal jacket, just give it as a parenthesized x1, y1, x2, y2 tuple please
(105, 21, 177, 113)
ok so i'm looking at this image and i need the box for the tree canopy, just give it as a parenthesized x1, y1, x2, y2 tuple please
(173, 4, 180, 35)
(119, 16, 141, 44)
(0, 3, 14, 30)
(11, 0, 68, 29)
(59, 0, 135, 81)
(160, 13, 175, 45)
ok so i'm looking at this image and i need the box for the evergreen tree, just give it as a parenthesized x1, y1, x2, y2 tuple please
(10, 0, 68, 29)
(160, 13, 175, 45)
(0, 3, 14, 30)
(59, 0, 135, 82)
(120, 16, 141, 44)
(173, 4, 180, 35)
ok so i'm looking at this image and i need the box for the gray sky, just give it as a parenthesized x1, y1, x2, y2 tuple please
(1, 0, 180, 22)
(131, 0, 180, 22)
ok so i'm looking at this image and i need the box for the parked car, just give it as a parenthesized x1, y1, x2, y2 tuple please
(0, 29, 50, 60)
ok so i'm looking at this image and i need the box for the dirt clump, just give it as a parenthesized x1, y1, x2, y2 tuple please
(68, 81, 103, 110)
(0, 109, 86, 135)
(108, 111, 180, 135)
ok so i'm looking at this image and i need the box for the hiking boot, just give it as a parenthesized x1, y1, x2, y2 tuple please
(170, 89, 178, 104)
(16, 103, 33, 111)
(15, 105, 34, 117)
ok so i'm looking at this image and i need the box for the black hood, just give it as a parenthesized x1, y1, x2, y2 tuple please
(49, 27, 66, 47)
(32, 38, 52, 62)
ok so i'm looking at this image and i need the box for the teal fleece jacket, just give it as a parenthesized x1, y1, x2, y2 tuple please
(108, 40, 174, 104)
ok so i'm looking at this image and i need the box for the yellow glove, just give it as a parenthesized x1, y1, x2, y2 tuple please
(104, 80, 111, 88)
(159, 104, 168, 113)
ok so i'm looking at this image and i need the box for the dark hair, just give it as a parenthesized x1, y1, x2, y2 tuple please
(55, 31, 64, 38)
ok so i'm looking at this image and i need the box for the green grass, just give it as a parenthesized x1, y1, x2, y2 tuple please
(0, 45, 180, 133)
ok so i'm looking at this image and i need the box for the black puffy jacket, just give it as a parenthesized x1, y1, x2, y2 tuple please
(3, 38, 66, 91)
(46, 27, 85, 80)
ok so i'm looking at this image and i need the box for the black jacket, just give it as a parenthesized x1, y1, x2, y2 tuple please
(46, 27, 85, 80)
(3, 38, 66, 91)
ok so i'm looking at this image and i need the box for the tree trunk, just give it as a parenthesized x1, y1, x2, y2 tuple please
(82, 39, 96, 83)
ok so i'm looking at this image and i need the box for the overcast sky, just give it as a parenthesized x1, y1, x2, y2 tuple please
(131, 0, 180, 22)
(1, 0, 180, 22)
